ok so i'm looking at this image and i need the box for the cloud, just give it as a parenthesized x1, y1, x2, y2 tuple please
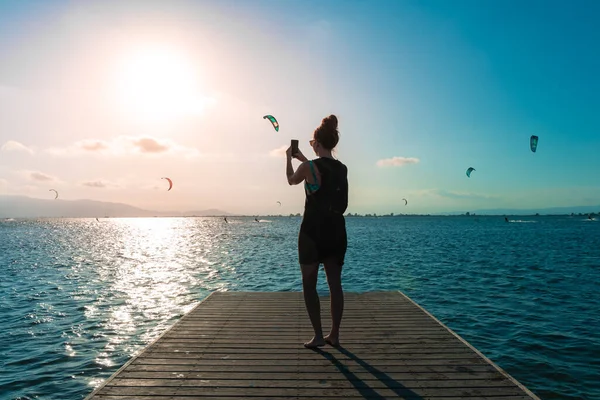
(29, 171, 55, 182)
(133, 137, 169, 153)
(80, 179, 120, 189)
(376, 157, 420, 167)
(269, 145, 288, 158)
(81, 180, 113, 188)
(17, 170, 59, 184)
(1, 140, 34, 155)
(46, 136, 199, 158)
(80, 141, 108, 151)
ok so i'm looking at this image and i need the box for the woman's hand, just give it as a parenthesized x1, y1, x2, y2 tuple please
(287, 146, 308, 162)
(294, 149, 308, 162)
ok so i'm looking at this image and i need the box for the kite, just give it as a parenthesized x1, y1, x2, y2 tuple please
(530, 135, 539, 153)
(49, 189, 58, 199)
(466, 167, 475, 178)
(402, 198, 408, 206)
(276, 201, 281, 206)
(162, 177, 173, 191)
(263, 115, 279, 132)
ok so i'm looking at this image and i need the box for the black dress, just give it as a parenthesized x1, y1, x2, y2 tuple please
(298, 157, 348, 266)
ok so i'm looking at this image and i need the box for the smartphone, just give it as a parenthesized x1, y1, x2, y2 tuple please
(291, 139, 299, 157)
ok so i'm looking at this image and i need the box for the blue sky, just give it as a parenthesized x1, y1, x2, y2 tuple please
(0, 0, 599, 214)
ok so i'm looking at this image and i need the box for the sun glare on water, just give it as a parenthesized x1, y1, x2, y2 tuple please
(114, 46, 209, 123)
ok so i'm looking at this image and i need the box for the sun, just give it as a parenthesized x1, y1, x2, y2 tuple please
(114, 46, 208, 123)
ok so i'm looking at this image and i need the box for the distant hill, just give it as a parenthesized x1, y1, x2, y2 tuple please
(0, 195, 230, 218)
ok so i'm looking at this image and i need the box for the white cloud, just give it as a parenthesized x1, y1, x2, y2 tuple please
(15, 170, 60, 185)
(133, 137, 169, 153)
(376, 157, 420, 167)
(1, 141, 34, 155)
(269, 145, 288, 158)
(80, 140, 109, 151)
(24, 171, 56, 182)
(46, 136, 199, 159)
(81, 180, 118, 189)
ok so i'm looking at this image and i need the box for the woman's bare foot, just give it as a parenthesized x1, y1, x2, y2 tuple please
(303, 335, 325, 348)
(324, 334, 339, 347)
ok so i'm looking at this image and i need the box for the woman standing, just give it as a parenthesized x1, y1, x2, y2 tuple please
(286, 115, 348, 348)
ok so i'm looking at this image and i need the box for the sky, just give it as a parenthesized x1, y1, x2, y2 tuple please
(1, 0, 599, 215)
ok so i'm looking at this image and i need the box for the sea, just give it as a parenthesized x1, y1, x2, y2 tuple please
(0, 216, 599, 400)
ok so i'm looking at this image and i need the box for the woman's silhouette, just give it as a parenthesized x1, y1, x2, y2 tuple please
(286, 114, 348, 348)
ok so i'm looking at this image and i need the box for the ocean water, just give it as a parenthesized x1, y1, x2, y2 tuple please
(0, 216, 599, 400)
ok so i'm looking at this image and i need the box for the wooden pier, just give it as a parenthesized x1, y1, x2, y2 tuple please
(86, 291, 540, 399)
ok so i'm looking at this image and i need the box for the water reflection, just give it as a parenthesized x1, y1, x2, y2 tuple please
(86, 218, 221, 388)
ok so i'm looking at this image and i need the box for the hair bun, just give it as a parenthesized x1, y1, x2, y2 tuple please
(323, 114, 338, 130)
(314, 114, 340, 151)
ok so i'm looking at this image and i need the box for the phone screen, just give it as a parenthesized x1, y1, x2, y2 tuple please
(291, 139, 299, 156)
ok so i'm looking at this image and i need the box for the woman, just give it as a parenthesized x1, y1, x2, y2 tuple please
(286, 114, 348, 348)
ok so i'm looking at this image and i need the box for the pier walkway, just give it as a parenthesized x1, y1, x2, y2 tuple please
(86, 291, 540, 399)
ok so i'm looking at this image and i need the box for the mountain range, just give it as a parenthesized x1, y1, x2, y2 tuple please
(0, 195, 230, 218)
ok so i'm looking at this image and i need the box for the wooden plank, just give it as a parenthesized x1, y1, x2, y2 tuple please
(85, 292, 540, 400)
(109, 377, 517, 389)
(131, 358, 490, 367)
(145, 342, 472, 351)
(125, 363, 500, 374)
(155, 340, 456, 347)
(117, 371, 508, 381)
(139, 352, 479, 360)
(95, 385, 530, 397)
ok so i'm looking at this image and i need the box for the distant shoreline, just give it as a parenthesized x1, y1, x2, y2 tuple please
(2, 213, 597, 219)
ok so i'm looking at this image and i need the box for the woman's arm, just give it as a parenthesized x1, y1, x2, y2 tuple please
(287, 159, 308, 186)
(286, 147, 308, 185)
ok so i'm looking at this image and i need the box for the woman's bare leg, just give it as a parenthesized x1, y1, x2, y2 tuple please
(323, 258, 344, 346)
(301, 263, 324, 348)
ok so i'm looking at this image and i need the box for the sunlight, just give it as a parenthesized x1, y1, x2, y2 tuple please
(114, 45, 209, 124)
